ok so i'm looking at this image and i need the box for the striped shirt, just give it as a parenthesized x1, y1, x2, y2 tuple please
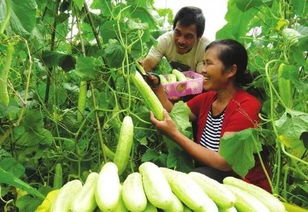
(200, 110, 225, 152)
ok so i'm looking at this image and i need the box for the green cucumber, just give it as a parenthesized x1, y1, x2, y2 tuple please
(188, 172, 235, 208)
(122, 172, 147, 212)
(95, 162, 121, 211)
(113, 115, 134, 175)
(139, 162, 173, 210)
(223, 176, 285, 212)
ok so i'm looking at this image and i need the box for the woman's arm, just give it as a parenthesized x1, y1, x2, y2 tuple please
(151, 84, 174, 112)
(150, 110, 231, 171)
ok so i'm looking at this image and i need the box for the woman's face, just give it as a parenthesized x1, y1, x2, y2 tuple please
(201, 46, 231, 91)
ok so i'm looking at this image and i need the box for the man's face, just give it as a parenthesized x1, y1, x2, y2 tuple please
(173, 22, 199, 54)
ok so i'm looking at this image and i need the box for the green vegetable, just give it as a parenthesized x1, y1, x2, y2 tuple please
(122, 172, 147, 212)
(167, 74, 177, 83)
(95, 162, 121, 211)
(50, 180, 82, 212)
(77, 80, 87, 122)
(278, 63, 292, 108)
(159, 74, 168, 84)
(223, 176, 285, 212)
(165, 193, 184, 212)
(102, 143, 115, 160)
(218, 206, 237, 212)
(70, 172, 98, 212)
(35, 189, 59, 212)
(224, 184, 270, 212)
(138, 162, 173, 210)
(53, 163, 63, 189)
(112, 191, 128, 212)
(160, 167, 218, 212)
(172, 69, 186, 81)
(188, 172, 235, 208)
(114, 115, 134, 175)
(183, 205, 193, 212)
(283, 202, 308, 212)
(142, 202, 158, 212)
(0, 43, 14, 106)
(130, 70, 164, 120)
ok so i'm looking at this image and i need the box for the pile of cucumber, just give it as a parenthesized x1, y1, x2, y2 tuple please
(160, 69, 191, 84)
(37, 161, 286, 212)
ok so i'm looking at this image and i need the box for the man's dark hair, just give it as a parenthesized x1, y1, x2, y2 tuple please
(173, 6, 205, 38)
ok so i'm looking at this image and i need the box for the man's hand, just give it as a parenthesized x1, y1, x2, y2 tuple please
(143, 72, 160, 88)
(139, 57, 158, 72)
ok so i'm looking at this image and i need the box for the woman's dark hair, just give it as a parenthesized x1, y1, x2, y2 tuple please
(205, 39, 253, 86)
(173, 6, 205, 38)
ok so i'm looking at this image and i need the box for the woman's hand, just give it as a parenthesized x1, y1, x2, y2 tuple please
(150, 110, 179, 138)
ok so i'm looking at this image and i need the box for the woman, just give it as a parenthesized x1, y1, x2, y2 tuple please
(149, 39, 271, 192)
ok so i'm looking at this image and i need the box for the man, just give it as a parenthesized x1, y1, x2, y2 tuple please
(141, 6, 211, 73)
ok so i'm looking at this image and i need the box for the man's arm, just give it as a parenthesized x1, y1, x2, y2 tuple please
(140, 57, 159, 72)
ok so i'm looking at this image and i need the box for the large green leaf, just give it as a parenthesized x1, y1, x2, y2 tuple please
(72, 0, 85, 10)
(169, 101, 192, 138)
(130, 7, 157, 30)
(162, 101, 194, 172)
(235, 0, 272, 11)
(90, 0, 113, 17)
(74, 56, 102, 80)
(9, 0, 37, 35)
(290, 0, 308, 16)
(0, 167, 44, 199)
(220, 128, 263, 177)
(41, 50, 76, 71)
(100, 20, 118, 42)
(275, 109, 308, 153)
(16, 194, 42, 212)
(0, 157, 24, 178)
(216, 6, 259, 40)
(13, 110, 54, 147)
(103, 39, 125, 68)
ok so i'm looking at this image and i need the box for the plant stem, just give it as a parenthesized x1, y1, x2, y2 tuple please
(44, 0, 60, 104)
(0, 0, 11, 34)
(265, 59, 281, 194)
(90, 83, 107, 162)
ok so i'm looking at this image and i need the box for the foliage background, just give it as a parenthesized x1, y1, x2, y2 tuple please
(0, 0, 307, 211)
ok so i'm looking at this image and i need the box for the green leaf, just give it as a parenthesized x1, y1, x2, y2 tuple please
(100, 20, 118, 42)
(166, 148, 194, 173)
(220, 128, 263, 177)
(16, 194, 42, 212)
(74, 56, 102, 80)
(103, 39, 125, 68)
(41, 51, 76, 71)
(9, 0, 37, 35)
(275, 109, 308, 154)
(129, 7, 157, 30)
(235, 0, 272, 11)
(169, 101, 192, 138)
(216, 1, 259, 40)
(13, 110, 54, 146)
(127, 19, 148, 30)
(141, 149, 159, 161)
(72, 0, 85, 10)
(141, 149, 167, 166)
(0, 157, 25, 178)
(90, 0, 112, 16)
(290, 0, 308, 16)
(0, 167, 44, 199)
